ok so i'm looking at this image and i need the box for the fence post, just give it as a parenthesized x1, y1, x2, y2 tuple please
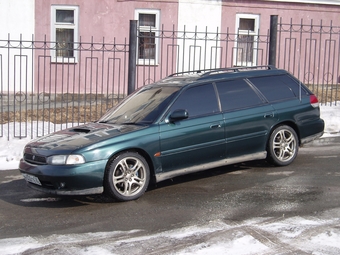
(128, 20, 137, 95)
(269, 15, 278, 66)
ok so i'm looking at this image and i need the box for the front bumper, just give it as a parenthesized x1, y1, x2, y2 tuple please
(19, 158, 107, 195)
(25, 182, 103, 195)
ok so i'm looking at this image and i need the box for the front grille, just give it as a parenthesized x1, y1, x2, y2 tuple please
(24, 153, 47, 165)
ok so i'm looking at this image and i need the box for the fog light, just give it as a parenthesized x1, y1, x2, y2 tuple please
(59, 182, 66, 188)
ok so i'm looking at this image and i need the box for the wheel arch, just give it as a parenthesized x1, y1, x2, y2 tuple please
(269, 121, 301, 145)
(266, 121, 300, 166)
(104, 148, 156, 185)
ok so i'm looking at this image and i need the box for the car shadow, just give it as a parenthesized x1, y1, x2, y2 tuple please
(0, 160, 273, 207)
(0, 174, 115, 207)
(150, 159, 271, 190)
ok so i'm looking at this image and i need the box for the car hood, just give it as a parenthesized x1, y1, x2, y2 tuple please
(26, 122, 146, 154)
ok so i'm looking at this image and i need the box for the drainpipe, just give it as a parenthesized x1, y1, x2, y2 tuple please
(128, 20, 137, 95)
(269, 15, 278, 67)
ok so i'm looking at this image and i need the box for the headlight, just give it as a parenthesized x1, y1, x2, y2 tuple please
(47, 155, 85, 165)
(66, 155, 85, 165)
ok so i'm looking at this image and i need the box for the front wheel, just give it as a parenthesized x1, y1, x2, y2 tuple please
(105, 152, 150, 201)
(267, 125, 298, 166)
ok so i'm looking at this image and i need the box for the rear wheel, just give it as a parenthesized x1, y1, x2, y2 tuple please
(105, 152, 150, 201)
(267, 125, 298, 166)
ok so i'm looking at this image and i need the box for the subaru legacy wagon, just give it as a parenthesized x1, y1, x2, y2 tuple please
(19, 66, 324, 201)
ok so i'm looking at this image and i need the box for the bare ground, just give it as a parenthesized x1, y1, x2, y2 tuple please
(1, 86, 339, 125)
(1, 104, 114, 124)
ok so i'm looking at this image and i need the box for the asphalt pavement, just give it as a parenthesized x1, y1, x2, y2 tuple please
(0, 137, 340, 254)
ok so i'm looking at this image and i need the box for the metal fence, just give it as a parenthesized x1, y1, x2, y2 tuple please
(276, 18, 340, 104)
(1, 36, 129, 139)
(1, 18, 339, 140)
(135, 23, 271, 89)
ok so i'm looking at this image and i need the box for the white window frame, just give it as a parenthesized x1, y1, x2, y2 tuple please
(135, 9, 160, 65)
(51, 5, 79, 63)
(234, 14, 260, 66)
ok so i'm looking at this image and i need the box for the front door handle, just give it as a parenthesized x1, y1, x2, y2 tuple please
(264, 112, 274, 118)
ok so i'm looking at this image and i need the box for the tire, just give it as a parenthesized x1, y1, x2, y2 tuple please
(105, 151, 150, 201)
(267, 125, 298, 166)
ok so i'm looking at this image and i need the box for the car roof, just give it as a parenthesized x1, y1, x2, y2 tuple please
(150, 65, 289, 88)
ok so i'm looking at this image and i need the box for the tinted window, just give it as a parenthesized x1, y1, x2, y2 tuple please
(249, 74, 305, 102)
(280, 74, 309, 97)
(170, 84, 219, 118)
(216, 79, 263, 111)
(99, 86, 180, 124)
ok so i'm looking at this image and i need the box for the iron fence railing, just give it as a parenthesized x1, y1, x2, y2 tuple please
(277, 18, 340, 104)
(1, 35, 128, 139)
(135, 24, 270, 88)
(1, 17, 339, 140)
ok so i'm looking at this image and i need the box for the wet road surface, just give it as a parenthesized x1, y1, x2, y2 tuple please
(0, 143, 339, 254)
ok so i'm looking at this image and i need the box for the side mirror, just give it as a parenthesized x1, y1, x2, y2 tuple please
(169, 109, 189, 123)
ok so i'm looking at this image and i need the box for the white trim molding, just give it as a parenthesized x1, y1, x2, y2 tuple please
(263, 0, 340, 5)
(135, 9, 160, 66)
(51, 5, 79, 63)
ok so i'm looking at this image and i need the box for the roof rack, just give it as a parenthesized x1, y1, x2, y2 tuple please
(168, 65, 277, 77)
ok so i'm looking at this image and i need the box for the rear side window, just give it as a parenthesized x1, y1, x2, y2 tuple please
(249, 74, 307, 102)
(170, 83, 219, 118)
(281, 74, 309, 97)
(216, 79, 263, 111)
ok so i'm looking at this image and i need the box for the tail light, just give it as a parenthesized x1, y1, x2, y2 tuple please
(310, 94, 319, 108)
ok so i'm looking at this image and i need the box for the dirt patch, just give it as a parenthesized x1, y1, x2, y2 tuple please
(2, 86, 339, 125)
(1, 104, 114, 124)
(307, 85, 340, 103)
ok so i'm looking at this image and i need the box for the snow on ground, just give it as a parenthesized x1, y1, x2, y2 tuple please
(1, 103, 339, 171)
(1, 212, 340, 254)
(0, 102, 339, 254)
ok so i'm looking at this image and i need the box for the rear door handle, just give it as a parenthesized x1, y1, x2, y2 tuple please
(210, 124, 221, 129)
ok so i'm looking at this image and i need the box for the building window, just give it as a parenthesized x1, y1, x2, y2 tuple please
(135, 9, 160, 65)
(234, 14, 259, 66)
(51, 5, 79, 62)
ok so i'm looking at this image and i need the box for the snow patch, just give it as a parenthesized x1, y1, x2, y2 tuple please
(1, 216, 340, 254)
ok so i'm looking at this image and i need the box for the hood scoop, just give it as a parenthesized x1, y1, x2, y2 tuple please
(71, 128, 92, 133)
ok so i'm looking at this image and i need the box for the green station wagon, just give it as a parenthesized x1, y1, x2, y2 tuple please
(19, 66, 324, 201)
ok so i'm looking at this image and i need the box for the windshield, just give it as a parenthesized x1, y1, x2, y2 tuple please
(98, 86, 180, 125)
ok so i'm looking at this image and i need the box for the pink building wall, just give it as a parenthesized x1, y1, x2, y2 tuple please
(33, 0, 340, 94)
(35, 0, 178, 42)
(34, 0, 179, 94)
(221, 1, 340, 31)
(220, 1, 340, 84)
